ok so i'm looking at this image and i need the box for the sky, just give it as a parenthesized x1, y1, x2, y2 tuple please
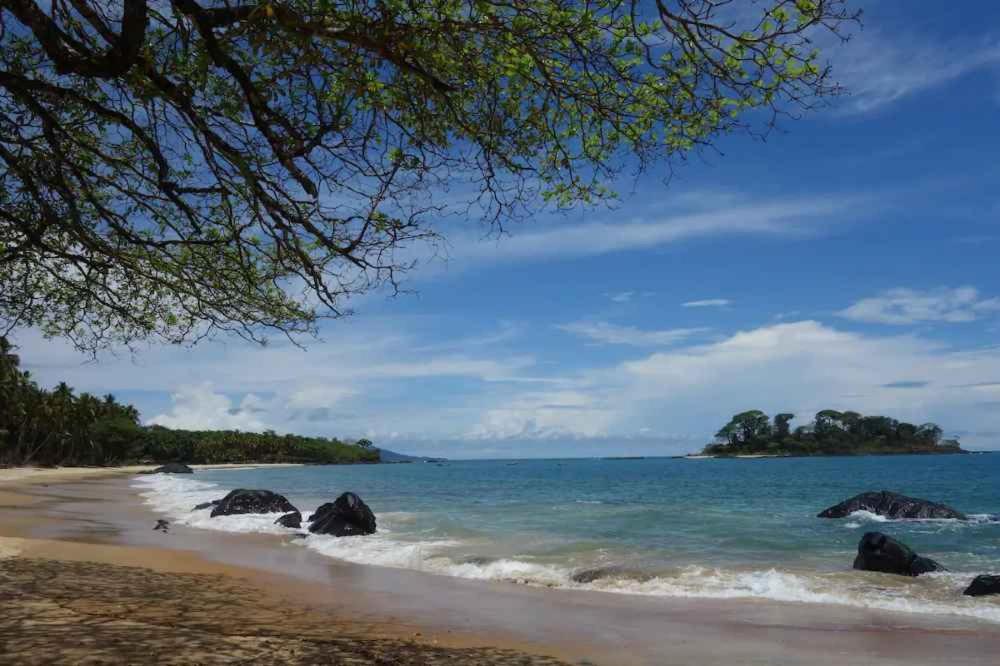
(13, 0, 1000, 457)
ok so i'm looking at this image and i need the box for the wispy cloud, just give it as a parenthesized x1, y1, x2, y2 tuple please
(882, 380, 930, 389)
(682, 299, 731, 308)
(557, 321, 709, 347)
(609, 291, 635, 303)
(839, 286, 1000, 325)
(830, 29, 1000, 114)
(450, 196, 858, 265)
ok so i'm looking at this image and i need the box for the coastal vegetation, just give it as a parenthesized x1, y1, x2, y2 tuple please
(0, 337, 378, 466)
(702, 409, 964, 456)
(0, 0, 857, 353)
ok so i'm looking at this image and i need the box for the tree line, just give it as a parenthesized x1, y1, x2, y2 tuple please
(704, 409, 963, 456)
(0, 338, 378, 466)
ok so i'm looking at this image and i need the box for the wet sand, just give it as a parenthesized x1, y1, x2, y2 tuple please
(3, 469, 1000, 664)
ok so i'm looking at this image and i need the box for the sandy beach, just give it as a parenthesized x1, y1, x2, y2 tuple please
(3, 468, 1000, 665)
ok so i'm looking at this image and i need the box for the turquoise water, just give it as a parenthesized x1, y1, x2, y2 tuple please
(135, 454, 1000, 622)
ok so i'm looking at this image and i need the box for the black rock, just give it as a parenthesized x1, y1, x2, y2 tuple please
(853, 531, 944, 576)
(963, 574, 1000, 597)
(153, 519, 170, 532)
(193, 500, 220, 511)
(275, 511, 302, 529)
(151, 462, 193, 474)
(307, 492, 376, 536)
(208, 489, 297, 518)
(818, 491, 966, 520)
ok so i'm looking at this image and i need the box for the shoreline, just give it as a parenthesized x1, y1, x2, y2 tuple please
(4, 470, 1000, 664)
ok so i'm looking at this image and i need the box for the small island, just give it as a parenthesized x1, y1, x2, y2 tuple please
(699, 409, 966, 457)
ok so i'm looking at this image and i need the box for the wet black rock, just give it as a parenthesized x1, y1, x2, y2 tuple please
(208, 489, 297, 518)
(818, 491, 966, 520)
(963, 575, 1000, 597)
(151, 462, 193, 474)
(853, 531, 944, 576)
(193, 500, 220, 511)
(307, 492, 376, 536)
(275, 511, 302, 529)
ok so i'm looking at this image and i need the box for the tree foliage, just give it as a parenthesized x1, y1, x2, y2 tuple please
(0, 0, 858, 351)
(0, 336, 379, 465)
(705, 408, 962, 456)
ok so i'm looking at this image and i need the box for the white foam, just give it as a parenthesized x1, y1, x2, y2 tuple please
(601, 568, 1000, 625)
(133, 474, 1000, 625)
(132, 473, 297, 535)
(846, 510, 889, 523)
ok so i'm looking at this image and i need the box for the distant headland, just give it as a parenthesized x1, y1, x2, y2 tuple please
(697, 409, 966, 458)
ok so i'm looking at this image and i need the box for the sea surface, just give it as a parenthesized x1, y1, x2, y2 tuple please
(133, 454, 1000, 622)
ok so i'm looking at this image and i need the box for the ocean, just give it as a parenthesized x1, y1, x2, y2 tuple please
(133, 454, 1000, 623)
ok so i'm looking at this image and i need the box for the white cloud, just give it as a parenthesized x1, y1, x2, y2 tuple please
(466, 390, 616, 440)
(558, 321, 709, 347)
(830, 29, 1000, 114)
(449, 196, 855, 265)
(682, 299, 731, 308)
(150, 383, 268, 431)
(466, 320, 1000, 449)
(286, 384, 356, 410)
(839, 286, 1000, 325)
(609, 291, 635, 303)
(17, 315, 1000, 451)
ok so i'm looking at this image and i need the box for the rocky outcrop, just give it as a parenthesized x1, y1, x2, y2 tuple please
(275, 511, 302, 529)
(963, 575, 1000, 597)
(208, 489, 298, 518)
(853, 531, 944, 576)
(193, 500, 219, 511)
(818, 491, 966, 520)
(307, 492, 376, 536)
(151, 463, 193, 474)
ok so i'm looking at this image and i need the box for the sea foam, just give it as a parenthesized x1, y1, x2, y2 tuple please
(132, 474, 1000, 625)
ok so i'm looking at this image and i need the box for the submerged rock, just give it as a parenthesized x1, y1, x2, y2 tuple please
(307, 492, 376, 536)
(193, 500, 220, 511)
(853, 531, 944, 576)
(963, 575, 1000, 597)
(275, 511, 302, 529)
(570, 566, 654, 585)
(151, 462, 193, 474)
(208, 489, 298, 518)
(818, 491, 966, 520)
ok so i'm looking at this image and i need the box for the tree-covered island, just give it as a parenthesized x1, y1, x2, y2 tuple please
(701, 409, 966, 457)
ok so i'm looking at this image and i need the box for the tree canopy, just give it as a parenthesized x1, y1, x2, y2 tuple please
(0, 0, 857, 351)
(705, 408, 963, 456)
(0, 335, 379, 465)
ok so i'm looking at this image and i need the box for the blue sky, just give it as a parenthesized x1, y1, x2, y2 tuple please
(15, 0, 1000, 457)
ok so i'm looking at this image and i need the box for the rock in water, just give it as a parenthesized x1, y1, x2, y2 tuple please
(818, 491, 966, 520)
(209, 489, 298, 518)
(964, 575, 1000, 597)
(275, 511, 302, 529)
(152, 462, 193, 474)
(853, 531, 944, 576)
(193, 500, 220, 511)
(307, 492, 376, 536)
